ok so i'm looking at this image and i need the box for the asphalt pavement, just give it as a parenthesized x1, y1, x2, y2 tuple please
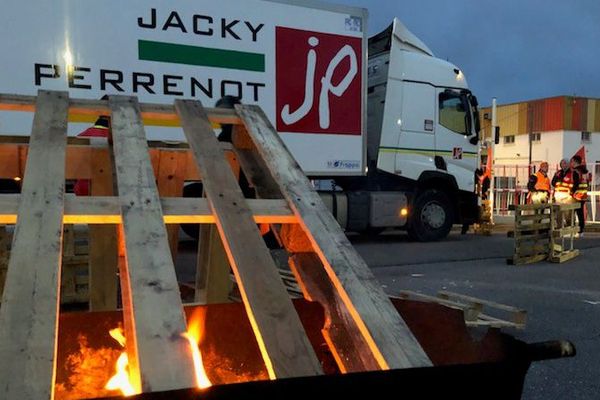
(350, 230, 600, 400)
(175, 227, 600, 399)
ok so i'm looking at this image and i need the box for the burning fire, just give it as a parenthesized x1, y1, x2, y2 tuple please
(104, 311, 211, 397)
(105, 328, 136, 397)
(183, 308, 212, 389)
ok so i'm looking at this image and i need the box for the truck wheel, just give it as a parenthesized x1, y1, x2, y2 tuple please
(407, 189, 454, 241)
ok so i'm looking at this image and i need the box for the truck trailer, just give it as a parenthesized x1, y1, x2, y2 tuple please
(0, 0, 480, 240)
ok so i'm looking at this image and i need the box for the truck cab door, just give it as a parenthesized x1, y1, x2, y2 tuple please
(435, 89, 478, 192)
(390, 81, 436, 181)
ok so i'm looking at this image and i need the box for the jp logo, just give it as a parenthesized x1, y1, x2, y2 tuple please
(280, 36, 358, 129)
(275, 27, 361, 135)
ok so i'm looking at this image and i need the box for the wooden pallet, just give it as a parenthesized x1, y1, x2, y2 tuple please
(506, 203, 581, 265)
(397, 290, 526, 329)
(507, 203, 552, 265)
(0, 91, 431, 398)
(550, 203, 581, 263)
(0, 223, 90, 304)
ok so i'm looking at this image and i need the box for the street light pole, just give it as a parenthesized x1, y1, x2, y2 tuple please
(528, 103, 533, 173)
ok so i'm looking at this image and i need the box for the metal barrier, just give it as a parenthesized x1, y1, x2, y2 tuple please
(492, 163, 599, 224)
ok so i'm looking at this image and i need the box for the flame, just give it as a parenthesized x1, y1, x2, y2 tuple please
(105, 328, 136, 397)
(109, 328, 127, 348)
(184, 308, 212, 389)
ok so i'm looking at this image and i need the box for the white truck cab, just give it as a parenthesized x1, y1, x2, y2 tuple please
(334, 19, 480, 241)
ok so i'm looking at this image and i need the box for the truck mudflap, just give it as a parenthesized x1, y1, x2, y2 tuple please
(88, 299, 574, 400)
(457, 189, 480, 225)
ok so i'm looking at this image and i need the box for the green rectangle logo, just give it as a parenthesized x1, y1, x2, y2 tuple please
(138, 40, 265, 72)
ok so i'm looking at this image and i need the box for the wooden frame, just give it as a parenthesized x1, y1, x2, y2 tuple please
(507, 203, 581, 265)
(0, 91, 431, 398)
(397, 290, 527, 330)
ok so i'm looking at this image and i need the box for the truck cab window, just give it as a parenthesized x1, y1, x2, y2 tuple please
(439, 92, 468, 135)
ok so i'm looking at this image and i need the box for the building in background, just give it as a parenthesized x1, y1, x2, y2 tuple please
(479, 96, 600, 220)
(480, 95, 600, 167)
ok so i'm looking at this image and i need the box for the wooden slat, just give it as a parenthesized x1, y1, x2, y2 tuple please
(510, 203, 551, 211)
(515, 222, 551, 231)
(194, 225, 232, 304)
(438, 291, 525, 314)
(290, 253, 380, 372)
(0, 226, 9, 299)
(231, 125, 380, 372)
(89, 147, 119, 311)
(109, 95, 196, 393)
(0, 93, 240, 126)
(0, 141, 247, 181)
(156, 150, 187, 261)
(0, 94, 240, 125)
(0, 90, 69, 399)
(175, 99, 322, 378)
(516, 213, 551, 221)
(236, 105, 431, 369)
(0, 195, 295, 224)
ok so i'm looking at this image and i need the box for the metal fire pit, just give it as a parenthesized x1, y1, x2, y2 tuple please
(54, 299, 573, 400)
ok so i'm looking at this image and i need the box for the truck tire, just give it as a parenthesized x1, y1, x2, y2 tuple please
(407, 189, 454, 242)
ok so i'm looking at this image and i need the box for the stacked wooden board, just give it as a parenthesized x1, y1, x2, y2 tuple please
(0, 91, 431, 399)
(507, 203, 580, 265)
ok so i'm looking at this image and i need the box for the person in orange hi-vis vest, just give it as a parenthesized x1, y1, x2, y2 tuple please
(571, 147, 589, 236)
(551, 158, 569, 201)
(527, 162, 550, 204)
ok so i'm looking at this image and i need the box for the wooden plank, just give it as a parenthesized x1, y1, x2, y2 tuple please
(175, 99, 322, 378)
(0, 93, 240, 126)
(0, 195, 295, 224)
(89, 147, 119, 311)
(552, 226, 579, 237)
(290, 253, 380, 373)
(194, 224, 232, 304)
(109, 95, 196, 393)
(231, 125, 384, 372)
(515, 222, 551, 231)
(516, 213, 552, 222)
(552, 203, 581, 212)
(549, 249, 580, 263)
(0, 226, 9, 299)
(510, 203, 551, 211)
(0, 140, 236, 181)
(236, 104, 431, 369)
(0, 90, 68, 400)
(507, 253, 548, 266)
(438, 291, 525, 314)
(156, 150, 187, 261)
(514, 233, 550, 242)
(232, 126, 283, 199)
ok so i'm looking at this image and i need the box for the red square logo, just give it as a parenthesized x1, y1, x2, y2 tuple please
(276, 27, 362, 135)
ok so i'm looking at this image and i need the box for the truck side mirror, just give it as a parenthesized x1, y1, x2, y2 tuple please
(494, 126, 500, 144)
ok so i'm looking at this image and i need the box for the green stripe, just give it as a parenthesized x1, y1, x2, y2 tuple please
(138, 40, 265, 72)
(379, 147, 477, 158)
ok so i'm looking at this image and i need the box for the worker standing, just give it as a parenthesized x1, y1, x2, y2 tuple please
(527, 162, 551, 204)
(551, 158, 570, 201)
(571, 155, 589, 237)
(553, 159, 578, 205)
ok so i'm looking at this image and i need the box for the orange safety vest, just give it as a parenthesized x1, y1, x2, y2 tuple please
(534, 171, 550, 192)
(555, 170, 575, 193)
(573, 172, 589, 201)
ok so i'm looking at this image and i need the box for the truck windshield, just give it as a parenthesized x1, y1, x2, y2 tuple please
(439, 91, 469, 135)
